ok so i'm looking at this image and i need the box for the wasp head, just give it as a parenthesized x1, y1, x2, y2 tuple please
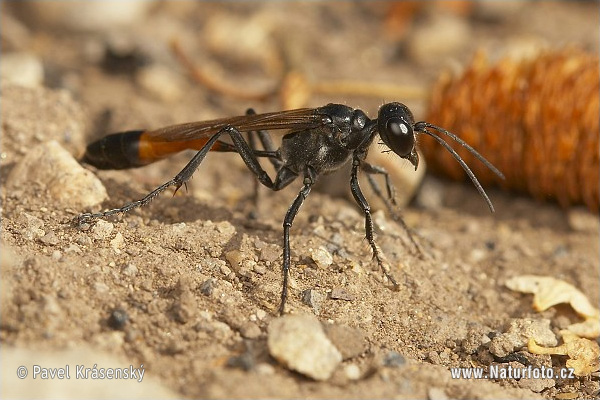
(377, 102, 419, 170)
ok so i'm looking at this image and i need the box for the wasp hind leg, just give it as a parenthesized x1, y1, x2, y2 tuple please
(77, 124, 277, 226)
(244, 108, 283, 216)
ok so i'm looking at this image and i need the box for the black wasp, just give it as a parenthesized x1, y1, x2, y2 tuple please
(78, 102, 504, 314)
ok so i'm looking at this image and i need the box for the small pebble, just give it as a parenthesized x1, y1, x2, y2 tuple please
(428, 387, 449, 400)
(1, 52, 44, 87)
(241, 259, 257, 273)
(330, 287, 356, 302)
(201, 257, 227, 272)
(255, 363, 275, 375)
(255, 309, 267, 321)
(198, 320, 233, 341)
(406, 12, 470, 66)
(517, 377, 556, 393)
(136, 64, 185, 102)
(567, 207, 599, 233)
(93, 281, 109, 294)
(107, 308, 128, 330)
(461, 329, 491, 354)
(309, 246, 333, 269)
(267, 314, 342, 381)
(40, 231, 59, 246)
(173, 288, 197, 324)
(92, 220, 114, 240)
(219, 264, 232, 276)
(253, 263, 266, 275)
(240, 322, 262, 339)
(42, 295, 61, 315)
(382, 351, 406, 368)
(302, 289, 325, 313)
(415, 177, 446, 210)
(200, 278, 216, 296)
(110, 232, 124, 252)
(469, 248, 487, 263)
(259, 245, 280, 263)
(19, 213, 45, 241)
(215, 220, 236, 236)
(122, 263, 138, 277)
(226, 352, 255, 371)
(63, 244, 82, 254)
(225, 250, 244, 270)
(344, 364, 361, 380)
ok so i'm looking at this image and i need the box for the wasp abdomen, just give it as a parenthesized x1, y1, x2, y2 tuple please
(81, 130, 147, 170)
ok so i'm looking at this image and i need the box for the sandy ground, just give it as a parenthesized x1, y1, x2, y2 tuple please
(1, 2, 599, 399)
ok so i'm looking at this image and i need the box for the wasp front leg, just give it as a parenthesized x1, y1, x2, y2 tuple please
(361, 161, 425, 258)
(349, 159, 399, 288)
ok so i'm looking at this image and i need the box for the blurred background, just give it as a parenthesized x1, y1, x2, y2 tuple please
(2, 1, 598, 209)
(2, 0, 597, 212)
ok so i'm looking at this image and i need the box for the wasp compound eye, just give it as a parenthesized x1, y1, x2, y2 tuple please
(384, 117, 414, 156)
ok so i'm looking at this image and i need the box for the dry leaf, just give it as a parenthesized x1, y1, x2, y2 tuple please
(528, 330, 600, 376)
(506, 275, 600, 338)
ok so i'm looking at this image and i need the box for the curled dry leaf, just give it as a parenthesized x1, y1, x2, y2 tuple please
(528, 330, 600, 376)
(505, 275, 600, 338)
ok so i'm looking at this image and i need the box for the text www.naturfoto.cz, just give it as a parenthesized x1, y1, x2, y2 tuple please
(450, 365, 575, 380)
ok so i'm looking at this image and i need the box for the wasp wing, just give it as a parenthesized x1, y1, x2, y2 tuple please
(143, 108, 321, 142)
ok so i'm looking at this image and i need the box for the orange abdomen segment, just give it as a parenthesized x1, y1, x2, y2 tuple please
(81, 130, 230, 170)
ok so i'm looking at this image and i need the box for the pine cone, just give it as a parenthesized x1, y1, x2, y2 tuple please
(421, 49, 599, 212)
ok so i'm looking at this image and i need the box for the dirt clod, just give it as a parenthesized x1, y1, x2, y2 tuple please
(489, 319, 557, 358)
(322, 323, 367, 360)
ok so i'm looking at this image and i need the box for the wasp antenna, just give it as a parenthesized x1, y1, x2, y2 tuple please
(416, 122, 505, 180)
(417, 126, 496, 213)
